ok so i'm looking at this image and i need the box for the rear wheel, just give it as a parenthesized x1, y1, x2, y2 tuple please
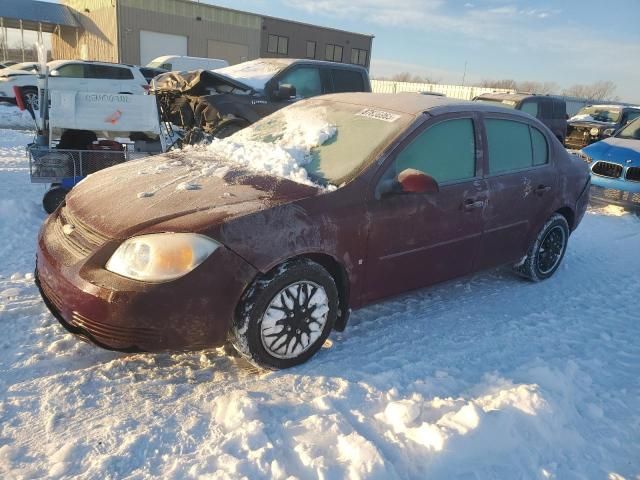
(514, 213, 569, 281)
(43, 186, 68, 214)
(230, 259, 339, 369)
(22, 87, 39, 111)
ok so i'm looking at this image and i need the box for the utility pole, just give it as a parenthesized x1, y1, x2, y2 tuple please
(462, 60, 467, 87)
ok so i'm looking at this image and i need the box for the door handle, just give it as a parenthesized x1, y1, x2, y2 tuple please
(535, 185, 552, 196)
(463, 199, 484, 211)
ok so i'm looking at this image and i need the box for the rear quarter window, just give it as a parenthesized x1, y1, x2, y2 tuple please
(330, 69, 365, 93)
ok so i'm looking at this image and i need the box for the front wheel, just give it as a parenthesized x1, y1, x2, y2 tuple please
(43, 186, 68, 214)
(230, 259, 339, 369)
(514, 213, 569, 281)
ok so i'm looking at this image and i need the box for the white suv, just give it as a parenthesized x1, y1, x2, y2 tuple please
(0, 60, 148, 110)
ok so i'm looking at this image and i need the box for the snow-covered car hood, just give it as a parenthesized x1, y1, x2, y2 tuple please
(582, 137, 640, 166)
(0, 69, 35, 78)
(64, 153, 321, 239)
(568, 118, 617, 128)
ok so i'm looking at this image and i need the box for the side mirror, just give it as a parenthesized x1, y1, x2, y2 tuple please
(49, 69, 60, 77)
(602, 128, 615, 138)
(274, 83, 296, 100)
(398, 168, 439, 194)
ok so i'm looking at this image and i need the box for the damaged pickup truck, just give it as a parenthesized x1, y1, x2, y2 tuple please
(151, 58, 371, 143)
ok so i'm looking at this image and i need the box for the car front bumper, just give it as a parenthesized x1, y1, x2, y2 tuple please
(36, 215, 258, 352)
(590, 173, 640, 209)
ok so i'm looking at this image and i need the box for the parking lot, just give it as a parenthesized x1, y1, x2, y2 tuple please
(1, 123, 639, 479)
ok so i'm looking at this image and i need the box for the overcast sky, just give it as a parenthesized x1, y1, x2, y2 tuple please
(45, 0, 640, 102)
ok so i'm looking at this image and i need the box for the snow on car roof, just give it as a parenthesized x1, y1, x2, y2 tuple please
(215, 58, 296, 91)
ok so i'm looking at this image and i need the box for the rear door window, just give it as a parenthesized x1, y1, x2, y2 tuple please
(486, 118, 548, 174)
(393, 118, 476, 183)
(87, 65, 134, 80)
(330, 69, 365, 93)
(55, 64, 86, 78)
(278, 67, 323, 98)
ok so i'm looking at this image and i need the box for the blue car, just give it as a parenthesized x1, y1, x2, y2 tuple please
(579, 117, 640, 209)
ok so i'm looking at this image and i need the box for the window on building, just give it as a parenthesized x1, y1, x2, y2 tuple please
(486, 119, 548, 174)
(393, 119, 476, 184)
(306, 41, 316, 59)
(325, 44, 343, 62)
(350, 48, 368, 66)
(268, 34, 288, 55)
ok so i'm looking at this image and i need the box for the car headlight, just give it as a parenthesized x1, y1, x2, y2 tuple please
(106, 233, 220, 282)
(590, 127, 600, 136)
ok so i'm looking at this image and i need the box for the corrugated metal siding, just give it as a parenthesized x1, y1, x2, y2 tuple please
(371, 80, 515, 100)
(260, 17, 373, 69)
(53, 0, 118, 62)
(117, 1, 261, 65)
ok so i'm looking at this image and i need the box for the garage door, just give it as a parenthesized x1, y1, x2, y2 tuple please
(139, 30, 187, 66)
(207, 40, 249, 65)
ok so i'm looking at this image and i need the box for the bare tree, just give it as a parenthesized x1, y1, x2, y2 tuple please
(479, 79, 518, 90)
(376, 72, 440, 84)
(517, 81, 559, 95)
(562, 81, 618, 101)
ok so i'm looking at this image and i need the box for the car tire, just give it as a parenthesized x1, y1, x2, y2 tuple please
(22, 87, 39, 111)
(229, 258, 339, 370)
(43, 186, 68, 214)
(514, 213, 569, 282)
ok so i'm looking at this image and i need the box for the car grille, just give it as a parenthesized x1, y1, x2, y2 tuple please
(626, 167, 640, 182)
(70, 311, 162, 346)
(565, 127, 591, 149)
(592, 161, 622, 178)
(45, 207, 110, 263)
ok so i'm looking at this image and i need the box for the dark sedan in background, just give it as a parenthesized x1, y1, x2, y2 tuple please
(566, 104, 640, 150)
(36, 93, 590, 369)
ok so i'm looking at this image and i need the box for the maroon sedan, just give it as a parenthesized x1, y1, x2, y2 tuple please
(36, 93, 590, 369)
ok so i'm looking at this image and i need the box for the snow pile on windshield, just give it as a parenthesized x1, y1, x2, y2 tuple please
(199, 106, 336, 188)
(215, 59, 290, 91)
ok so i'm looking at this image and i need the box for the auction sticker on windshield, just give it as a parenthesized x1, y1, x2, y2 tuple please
(356, 108, 401, 122)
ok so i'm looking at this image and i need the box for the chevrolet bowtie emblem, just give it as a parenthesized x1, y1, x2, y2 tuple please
(627, 159, 633, 164)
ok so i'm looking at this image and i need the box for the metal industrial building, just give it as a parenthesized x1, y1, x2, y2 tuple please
(1, 0, 373, 68)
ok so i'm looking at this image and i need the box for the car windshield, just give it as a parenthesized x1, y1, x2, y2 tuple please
(616, 118, 640, 140)
(206, 99, 414, 187)
(573, 106, 621, 123)
(475, 98, 518, 109)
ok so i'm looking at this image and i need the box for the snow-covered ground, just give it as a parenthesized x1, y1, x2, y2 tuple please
(1, 126, 639, 480)
(0, 104, 36, 131)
